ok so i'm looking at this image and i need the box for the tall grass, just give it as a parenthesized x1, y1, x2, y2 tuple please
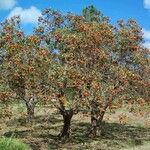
(0, 137, 31, 150)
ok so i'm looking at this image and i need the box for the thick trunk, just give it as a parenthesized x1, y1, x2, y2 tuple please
(59, 109, 73, 139)
(90, 111, 105, 137)
(89, 101, 105, 137)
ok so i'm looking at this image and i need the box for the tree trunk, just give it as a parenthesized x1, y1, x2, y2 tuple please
(25, 96, 37, 123)
(90, 111, 105, 137)
(89, 101, 105, 137)
(59, 109, 73, 139)
(26, 102, 35, 123)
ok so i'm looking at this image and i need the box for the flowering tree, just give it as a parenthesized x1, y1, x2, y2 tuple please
(35, 7, 150, 138)
(1, 6, 149, 139)
(51, 12, 150, 136)
(35, 10, 85, 138)
(0, 16, 52, 122)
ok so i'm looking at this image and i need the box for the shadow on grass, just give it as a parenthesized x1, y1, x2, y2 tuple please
(3, 117, 150, 150)
(71, 123, 150, 149)
(6, 114, 63, 127)
(4, 129, 31, 138)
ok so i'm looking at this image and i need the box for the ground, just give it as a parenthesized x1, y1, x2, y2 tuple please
(0, 103, 150, 150)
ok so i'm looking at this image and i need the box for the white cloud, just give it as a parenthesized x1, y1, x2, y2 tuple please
(0, 0, 16, 10)
(142, 29, 150, 49)
(7, 6, 41, 24)
(142, 29, 150, 40)
(144, 0, 150, 9)
(144, 41, 150, 49)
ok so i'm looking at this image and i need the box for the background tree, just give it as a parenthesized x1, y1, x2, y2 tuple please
(0, 16, 52, 122)
(83, 5, 109, 23)
(114, 19, 150, 103)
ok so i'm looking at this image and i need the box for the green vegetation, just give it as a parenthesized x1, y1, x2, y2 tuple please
(0, 5, 149, 150)
(0, 137, 31, 150)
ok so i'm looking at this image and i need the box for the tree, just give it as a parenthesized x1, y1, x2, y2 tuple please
(81, 6, 150, 136)
(0, 16, 52, 122)
(36, 9, 87, 139)
(113, 19, 150, 104)
(52, 13, 150, 136)
(1, 6, 148, 139)
(83, 5, 109, 23)
(36, 7, 150, 138)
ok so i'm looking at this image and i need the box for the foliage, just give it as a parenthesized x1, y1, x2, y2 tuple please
(34, 6, 150, 137)
(83, 5, 109, 23)
(52, 13, 149, 110)
(0, 16, 53, 121)
(0, 5, 149, 138)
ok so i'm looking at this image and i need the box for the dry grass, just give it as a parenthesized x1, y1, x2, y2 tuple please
(0, 104, 150, 150)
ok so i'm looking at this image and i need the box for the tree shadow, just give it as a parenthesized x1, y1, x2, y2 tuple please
(5, 113, 63, 127)
(2, 117, 150, 150)
(3, 129, 31, 138)
(69, 122, 150, 149)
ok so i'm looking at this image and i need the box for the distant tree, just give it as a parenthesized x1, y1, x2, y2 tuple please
(83, 5, 109, 23)
(114, 19, 150, 103)
(82, 6, 150, 136)
(0, 16, 52, 122)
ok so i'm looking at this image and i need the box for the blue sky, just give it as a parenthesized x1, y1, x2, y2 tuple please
(0, 0, 150, 48)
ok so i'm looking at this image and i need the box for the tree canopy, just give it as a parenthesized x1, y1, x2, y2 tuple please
(0, 5, 149, 138)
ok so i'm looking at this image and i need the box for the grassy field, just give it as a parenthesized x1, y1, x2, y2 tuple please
(0, 104, 150, 150)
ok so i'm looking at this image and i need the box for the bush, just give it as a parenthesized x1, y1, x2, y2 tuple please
(0, 137, 31, 150)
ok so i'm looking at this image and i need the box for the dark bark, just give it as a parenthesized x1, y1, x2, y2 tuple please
(25, 96, 37, 123)
(59, 109, 73, 139)
(89, 101, 106, 137)
(26, 102, 35, 123)
(90, 110, 105, 137)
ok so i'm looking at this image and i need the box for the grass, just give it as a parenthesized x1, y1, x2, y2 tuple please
(0, 137, 31, 150)
(0, 104, 150, 150)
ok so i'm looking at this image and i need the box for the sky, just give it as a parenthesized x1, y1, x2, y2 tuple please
(0, 0, 150, 48)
